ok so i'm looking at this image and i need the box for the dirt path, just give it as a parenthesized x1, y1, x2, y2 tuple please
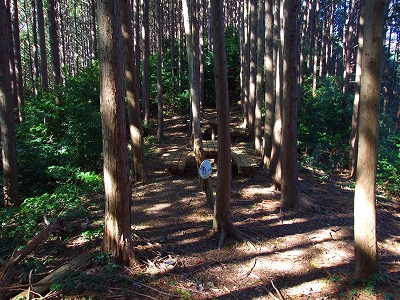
(124, 114, 400, 299)
(7, 113, 398, 300)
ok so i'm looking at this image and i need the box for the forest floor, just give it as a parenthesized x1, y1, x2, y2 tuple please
(2, 109, 400, 300)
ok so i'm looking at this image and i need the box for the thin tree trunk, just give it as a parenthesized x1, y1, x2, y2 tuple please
(280, 0, 301, 208)
(211, 0, 249, 248)
(121, 0, 147, 183)
(262, 0, 274, 168)
(156, 0, 164, 140)
(254, 0, 265, 155)
(348, 1, 364, 178)
(36, 0, 48, 92)
(11, 0, 24, 122)
(182, 0, 214, 210)
(0, 0, 19, 207)
(247, 0, 257, 142)
(269, 0, 282, 189)
(47, 0, 62, 86)
(142, 0, 150, 125)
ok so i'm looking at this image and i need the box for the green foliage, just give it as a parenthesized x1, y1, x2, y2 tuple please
(0, 172, 103, 259)
(298, 76, 351, 169)
(377, 135, 400, 195)
(147, 28, 241, 115)
(17, 63, 102, 198)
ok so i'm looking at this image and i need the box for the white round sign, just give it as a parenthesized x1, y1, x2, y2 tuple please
(199, 159, 212, 179)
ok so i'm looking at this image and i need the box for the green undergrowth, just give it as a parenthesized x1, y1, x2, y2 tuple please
(0, 171, 103, 260)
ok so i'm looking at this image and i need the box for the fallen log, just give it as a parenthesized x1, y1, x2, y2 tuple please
(0, 218, 66, 287)
(9, 252, 94, 300)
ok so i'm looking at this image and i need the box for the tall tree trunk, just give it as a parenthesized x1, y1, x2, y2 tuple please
(156, 0, 164, 140)
(31, 0, 40, 95)
(353, 0, 385, 281)
(36, 0, 48, 92)
(11, 0, 24, 122)
(47, 0, 62, 86)
(182, 0, 214, 210)
(269, 0, 282, 189)
(348, 0, 364, 178)
(312, 0, 319, 96)
(247, 0, 257, 142)
(343, 0, 357, 94)
(121, 0, 147, 183)
(241, 0, 249, 127)
(280, 0, 301, 208)
(262, 0, 274, 168)
(254, 0, 265, 155)
(211, 0, 247, 248)
(98, 0, 136, 267)
(0, 0, 19, 207)
(142, 0, 150, 125)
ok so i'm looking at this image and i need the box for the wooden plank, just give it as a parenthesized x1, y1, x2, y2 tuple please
(178, 152, 188, 171)
(202, 140, 218, 158)
(163, 151, 188, 172)
(231, 152, 258, 174)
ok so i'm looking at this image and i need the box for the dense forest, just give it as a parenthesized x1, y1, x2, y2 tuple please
(0, 0, 399, 299)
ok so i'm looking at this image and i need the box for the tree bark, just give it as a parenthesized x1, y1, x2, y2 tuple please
(47, 0, 62, 86)
(121, 0, 147, 183)
(11, 0, 24, 122)
(254, 0, 265, 155)
(98, 0, 136, 267)
(269, 0, 282, 189)
(156, 0, 164, 140)
(349, 0, 364, 178)
(36, 0, 48, 92)
(142, 0, 150, 125)
(0, 0, 19, 207)
(262, 0, 274, 168)
(211, 0, 248, 248)
(280, 0, 301, 208)
(353, 0, 385, 280)
(182, 0, 214, 210)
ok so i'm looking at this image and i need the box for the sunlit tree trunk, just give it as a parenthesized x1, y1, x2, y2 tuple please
(353, 0, 385, 280)
(0, 0, 19, 207)
(182, 0, 214, 209)
(98, 0, 136, 266)
(280, 0, 301, 208)
(349, 1, 364, 178)
(269, 0, 282, 189)
(254, 0, 264, 155)
(241, 0, 249, 127)
(262, 0, 274, 168)
(312, 0, 319, 96)
(247, 0, 257, 141)
(121, 0, 147, 183)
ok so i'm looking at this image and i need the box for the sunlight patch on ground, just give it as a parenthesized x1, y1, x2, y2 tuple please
(145, 202, 172, 213)
(285, 278, 333, 298)
(240, 185, 278, 199)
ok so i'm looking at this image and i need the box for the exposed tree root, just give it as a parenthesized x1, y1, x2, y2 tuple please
(216, 220, 258, 248)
